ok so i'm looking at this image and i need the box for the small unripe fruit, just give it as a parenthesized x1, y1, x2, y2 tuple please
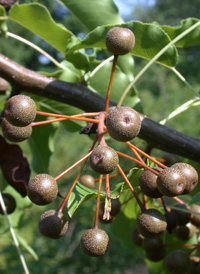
(79, 174, 95, 188)
(27, 174, 58, 205)
(105, 27, 135, 56)
(38, 209, 68, 239)
(145, 246, 166, 262)
(156, 167, 186, 197)
(2, 118, 32, 142)
(90, 145, 119, 174)
(81, 228, 109, 257)
(4, 95, 36, 127)
(173, 222, 196, 240)
(171, 163, 198, 194)
(0, 193, 16, 214)
(142, 237, 163, 253)
(166, 249, 190, 274)
(99, 198, 121, 223)
(136, 208, 167, 238)
(190, 204, 200, 226)
(171, 203, 191, 226)
(106, 106, 141, 142)
(139, 167, 163, 198)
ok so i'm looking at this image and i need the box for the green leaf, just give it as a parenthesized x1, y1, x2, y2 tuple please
(9, 3, 74, 54)
(41, 60, 81, 83)
(127, 167, 143, 190)
(66, 22, 178, 67)
(110, 210, 135, 247)
(67, 181, 124, 217)
(89, 60, 140, 108)
(0, 5, 7, 36)
(61, 0, 123, 31)
(66, 50, 90, 71)
(162, 18, 200, 47)
(189, 192, 200, 205)
(28, 115, 58, 174)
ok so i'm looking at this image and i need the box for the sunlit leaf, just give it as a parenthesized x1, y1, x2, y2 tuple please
(66, 22, 178, 67)
(162, 18, 200, 47)
(61, 0, 123, 31)
(9, 3, 74, 54)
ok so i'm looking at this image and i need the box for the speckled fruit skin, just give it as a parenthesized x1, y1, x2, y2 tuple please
(4, 95, 36, 127)
(0, 193, 16, 214)
(27, 174, 58, 205)
(136, 208, 167, 238)
(81, 228, 109, 257)
(171, 162, 198, 194)
(106, 106, 141, 142)
(156, 167, 186, 197)
(2, 118, 32, 142)
(139, 167, 163, 198)
(166, 249, 190, 274)
(38, 209, 68, 239)
(105, 27, 135, 56)
(90, 145, 119, 174)
(79, 175, 95, 188)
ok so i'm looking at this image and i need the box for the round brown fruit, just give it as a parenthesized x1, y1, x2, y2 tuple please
(105, 27, 135, 56)
(156, 167, 186, 197)
(90, 145, 119, 174)
(0, 193, 16, 214)
(139, 167, 163, 198)
(27, 174, 58, 205)
(106, 106, 141, 142)
(81, 228, 109, 257)
(38, 209, 68, 239)
(79, 174, 95, 188)
(4, 95, 36, 127)
(136, 208, 167, 238)
(166, 249, 190, 274)
(171, 163, 198, 194)
(2, 118, 32, 142)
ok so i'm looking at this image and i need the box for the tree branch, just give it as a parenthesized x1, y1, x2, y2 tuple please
(0, 53, 200, 162)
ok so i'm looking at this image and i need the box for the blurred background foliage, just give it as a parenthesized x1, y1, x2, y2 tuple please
(0, 0, 200, 273)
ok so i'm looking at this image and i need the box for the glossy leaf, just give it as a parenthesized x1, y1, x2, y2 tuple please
(66, 21, 178, 67)
(9, 3, 74, 54)
(61, 0, 123, 31)
(162, 18, 200, 47)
